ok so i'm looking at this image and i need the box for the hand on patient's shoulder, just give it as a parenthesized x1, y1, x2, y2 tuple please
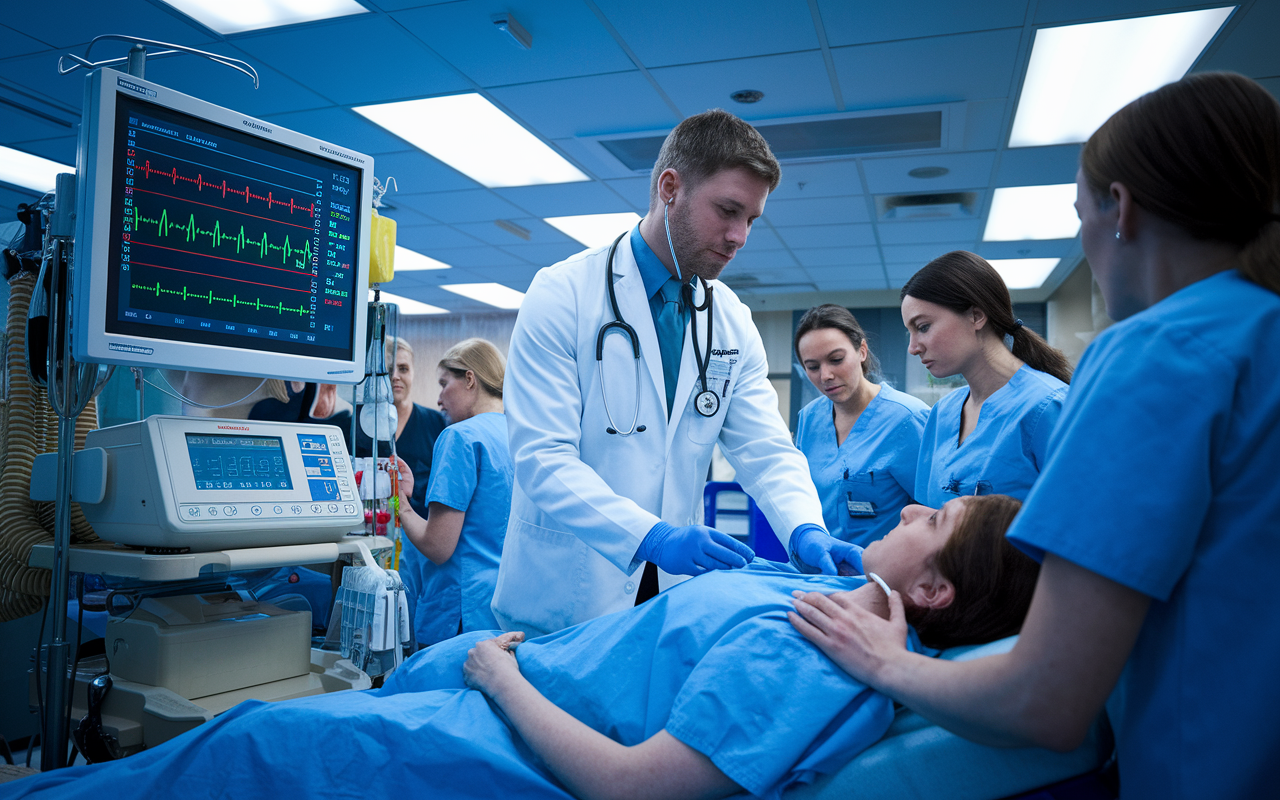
(787, 586, 910, 686)
(464, 631, 526, 699)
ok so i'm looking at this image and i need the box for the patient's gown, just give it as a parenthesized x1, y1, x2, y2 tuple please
(2, 564, 895, 800)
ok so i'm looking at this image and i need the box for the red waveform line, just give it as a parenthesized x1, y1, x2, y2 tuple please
(130, 261, 313, 294)
(138, 160, 315, 219)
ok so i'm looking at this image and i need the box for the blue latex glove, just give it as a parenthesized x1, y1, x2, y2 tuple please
(637, 521, 755, 576)
(790, 524, 864, 576)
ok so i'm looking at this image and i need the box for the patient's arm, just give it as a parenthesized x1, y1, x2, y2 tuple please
(789, 553, 1149, 752)
(465, 633, 741, 800)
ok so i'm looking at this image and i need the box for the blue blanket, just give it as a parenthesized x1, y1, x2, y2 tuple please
(3, 564, 895, 800)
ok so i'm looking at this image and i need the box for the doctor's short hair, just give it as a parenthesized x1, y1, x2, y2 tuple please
(901, 251, 1073, 385)
(793, 304, 882, 381)
(1081, 71, 1280, 297)
(905, 495, 1041, 650)
(439, 338, 505, 399)
(649, 109, 781, 203)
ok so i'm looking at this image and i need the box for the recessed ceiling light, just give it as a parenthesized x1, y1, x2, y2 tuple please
(372, 290, 448, 315)
(354, 94, 589, 189)
(987, 258, 1062, 290)
(1009, 7, 1234, 147)
(441, 282, 525, 309)
(544, 212, 642, 248)
(0, 145, 73, 193)
(983, 184, 1080, 241)
(157, 0, 367, 35)
(394, 246, 451, 271)
(730, 90, 764, 104)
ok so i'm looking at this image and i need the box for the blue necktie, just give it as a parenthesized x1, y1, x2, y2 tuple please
(650, 278, 686, 418)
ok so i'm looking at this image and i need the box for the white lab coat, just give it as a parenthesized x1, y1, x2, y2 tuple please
(492, 236, 824, 636)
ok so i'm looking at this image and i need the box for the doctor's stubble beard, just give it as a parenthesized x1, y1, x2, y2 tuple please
(668, 202, 736, 283)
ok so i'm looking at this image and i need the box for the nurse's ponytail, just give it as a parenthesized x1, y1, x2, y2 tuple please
(1081, 72, 1280, 296)
(901, 251, 1072, 384)
(440, 338, 506, 399)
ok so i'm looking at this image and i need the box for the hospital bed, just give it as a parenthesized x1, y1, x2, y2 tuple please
(785, 636, 1111, 800)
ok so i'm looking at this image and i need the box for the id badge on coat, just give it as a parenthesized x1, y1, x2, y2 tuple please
(844, 469, 878, 517)
(706, 348, 739, 401)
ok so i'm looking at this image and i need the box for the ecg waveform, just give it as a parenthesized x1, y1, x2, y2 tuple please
(136, 159, 315, 219)
(131, 206, 313, 269)
(131, 280, 310, 316)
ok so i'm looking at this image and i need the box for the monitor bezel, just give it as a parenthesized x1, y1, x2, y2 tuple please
(72, 69, 373, 385)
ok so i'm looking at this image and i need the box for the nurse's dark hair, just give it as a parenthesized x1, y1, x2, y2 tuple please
(649, 109, 781, 203)
(900, 252, 1072, 384)
(439, 338, 505, 399)
(905, 495, 1041, 650)
(1080, 71, 1280, 296)
(793, 304, 882, 380)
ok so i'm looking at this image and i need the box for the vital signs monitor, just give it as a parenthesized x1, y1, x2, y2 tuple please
(71, 69, 373, 384)
(78, 416, 364, 552)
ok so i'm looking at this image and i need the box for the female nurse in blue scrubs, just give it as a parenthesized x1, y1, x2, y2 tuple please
(793, 305, 929, 548)
(790, 72, 1280, 800)
(396, 338, 513, 647)
(901, 252, 1073, 507)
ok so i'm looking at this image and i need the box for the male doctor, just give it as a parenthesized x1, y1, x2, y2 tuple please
(493, 110, 860, 636)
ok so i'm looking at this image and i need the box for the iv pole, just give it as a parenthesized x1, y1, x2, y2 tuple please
(40, 38, 258, 771)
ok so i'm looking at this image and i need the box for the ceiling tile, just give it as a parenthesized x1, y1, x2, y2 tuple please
(603, 177, 652, 209)
(416, 245, 529, 269)
(0, 23, 52, 56)
(882, 241, 974, 264)
(1195, 2, 1280, 79)
(770, 159, 865, 200)
(962, 98, 1009, 150)
(494, 181, 635, 217)
(976, 239, 1077, 259)
(394, 189, 529, 224)
(488, 71, 680, 139)
(141, 43, 331, 117)
(393, 0, 634, 87)
(814, 275, 890, 291)
(876, 219, 982, 245)
(726, 250, 799, 271)
(0, 50, 93, 109)
(862, 151, 996, 194)
(1033, 0, 1200, 25)
(0, 104, 73, 145)
(373, 151, 481, 194)
(818, 0, 1027, 46)
(995, 144, 1082, 187)
(593, 0, 819, 68)
(233, 15, 470, 105)
(4, 0, 215, 49)
(792, 246, 882, 267)
(395, 224, 484, 252)
(743, 226, 787, 251)
(495, 242, 584, 267)
(832, 29, 1024, 107)
(765, 196, 870, 226)
(806, 265, 889, 283)
(4, 135, 77, 165)
(470, 265, 541, 289)
(265, 108, 415, 155)
(451, 218, 578, 247)
(775, 223, 877, 249)
(651, 52, 838, 119)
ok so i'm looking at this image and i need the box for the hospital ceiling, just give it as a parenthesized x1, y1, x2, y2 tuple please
(1, 0, 1277, 314)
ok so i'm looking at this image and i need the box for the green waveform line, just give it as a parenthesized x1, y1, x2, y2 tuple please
(132, 206, 312, 269)
(131, 281, 309, 316)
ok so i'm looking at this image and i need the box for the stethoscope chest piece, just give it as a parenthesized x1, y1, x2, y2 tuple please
(695, 389, 720, 417)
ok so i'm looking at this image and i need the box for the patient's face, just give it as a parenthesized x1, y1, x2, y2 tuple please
(860, 499, 969, 590)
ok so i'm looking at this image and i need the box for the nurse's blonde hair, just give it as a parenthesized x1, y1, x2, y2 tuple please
(439, 338, 505, 399)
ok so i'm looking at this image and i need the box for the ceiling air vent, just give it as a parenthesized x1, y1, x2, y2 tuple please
(875, 191, 979, 221)
(591, 105, 953, 174)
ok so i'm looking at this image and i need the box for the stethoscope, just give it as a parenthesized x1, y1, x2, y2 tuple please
(597, 199, 716, 435)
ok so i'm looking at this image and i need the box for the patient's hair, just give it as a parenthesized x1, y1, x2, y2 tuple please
(906, 495, 1040, 649)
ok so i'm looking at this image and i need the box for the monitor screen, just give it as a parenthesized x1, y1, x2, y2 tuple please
(73, 71, 372, 383)
(186, 433, 293, 491)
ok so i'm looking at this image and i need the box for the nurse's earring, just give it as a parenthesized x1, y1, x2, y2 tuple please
(1115, 231, 1121, 240)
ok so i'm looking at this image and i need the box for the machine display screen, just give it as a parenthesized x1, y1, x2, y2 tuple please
(186, 434, 293, 491)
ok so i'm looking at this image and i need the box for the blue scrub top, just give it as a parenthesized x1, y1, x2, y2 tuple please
(794, 384, 929, 547)
(1007, 271, 1280, 800)
(400, 411, 513, 646)
(914, 364, 1066, 508)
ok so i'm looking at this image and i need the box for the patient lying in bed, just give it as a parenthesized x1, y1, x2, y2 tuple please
(3, 496, 1037, 800)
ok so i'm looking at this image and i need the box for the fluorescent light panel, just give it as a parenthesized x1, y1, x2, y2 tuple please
(372, 289, 448, 316)
(354, 94, 588, 189)
(983, 184, 1080, 241)
(988, 258, 1062, 290)
(441, 282, 525, 309)
(0, 146, 73, 193)
(394, 246, 451, 271)
(1010, 7, 1234, 147)
(544, 212, 642, 248)
(158, 0, 367, 34)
